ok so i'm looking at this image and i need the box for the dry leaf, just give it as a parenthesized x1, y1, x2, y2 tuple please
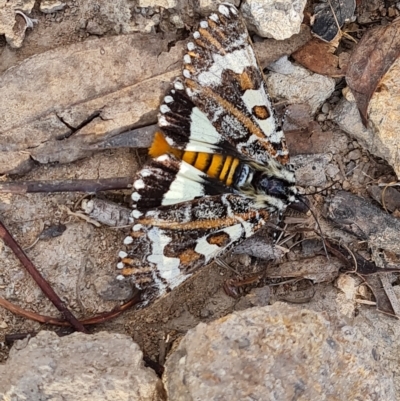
(292, 37, 347, 77)
(346, 18, 400, 125)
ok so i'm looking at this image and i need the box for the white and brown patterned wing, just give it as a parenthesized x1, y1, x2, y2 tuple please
(129, 153, 234, 213)
(159, 3, 289, 164)
(117, 193, 269, 307)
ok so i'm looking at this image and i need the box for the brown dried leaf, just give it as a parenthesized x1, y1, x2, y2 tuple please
(346, 18, 400, 125)
(364, 275, 397, 317)
(292, 37, 347, 77)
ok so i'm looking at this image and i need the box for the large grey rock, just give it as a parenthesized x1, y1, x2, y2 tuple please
(0, 34, 182, 174)
(241, 0, 306, 39)
(0, 331, 164, 400)
(266, 59, 335, 114)
(292, 153, 332, 187)
(40, 0, 66, 14)
(164, 303, 396, 401)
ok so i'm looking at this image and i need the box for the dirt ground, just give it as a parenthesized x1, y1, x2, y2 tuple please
(1, 0, 400, 388)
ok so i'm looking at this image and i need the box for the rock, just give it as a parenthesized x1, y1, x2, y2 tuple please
(81, 198, 131, 227)
(292, 153, 332, 187)
(234, 286, 271, 310)
(325, 163, 340, 178)
(335, 274, 358, 318)
(266, 59, 335, 114)
(0, 151, 34, 175)
(0, 331, 164, 401)
(0, 34, 183, 174)
(86, 19, 107, 35)
(94, 275, 135, 301)
(321, 102, 330, 114)
(347, 149, 362, 161)
(169, 13, 185, 29)
(267, 55, 295, 74)
(198, 0, 239, 15)
(342, 179, 351, 190)
(253, 25, 312, 69)
(164, 303, 395, 400)
(138, 0, 177, 8)
(332, 58, 400, 179)
(81, 0, 140, 35)
(241, 0, 307, 39)
(233, 234, 284, 260)
(0, 0, 36, 48)
(40, 0, 66, 13)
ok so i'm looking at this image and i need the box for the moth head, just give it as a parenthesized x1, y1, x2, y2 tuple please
(288, 193, 310, 213)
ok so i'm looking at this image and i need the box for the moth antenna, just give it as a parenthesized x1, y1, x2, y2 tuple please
(275, 222, 288, 244)
(297, 197, 329, 260)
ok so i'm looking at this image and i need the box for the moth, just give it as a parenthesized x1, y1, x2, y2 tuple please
(116, 3, 307, 307)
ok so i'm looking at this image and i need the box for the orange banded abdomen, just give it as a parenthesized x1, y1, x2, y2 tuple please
(149, 132, 240, 187)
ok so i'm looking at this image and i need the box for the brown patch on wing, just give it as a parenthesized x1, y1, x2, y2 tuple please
(121, 257, 136, 265)
(194, 38, 209, 51)
(121, 267, 153, 280)
(252, 105, 270, 120)
(178, 248, 203, 265)
(206, 232, 231, 247)
(258, 210, 270, 222)
(184, 64, 196, 74)
(277, 154, 290, 164)
(207, 19, 227, 41)
(238, 71, 255, 91)
(130, 230, 145, 238)
(197, 28, 226, 54)
(188, 51, 200, 59)
(138, 213, 258, 231)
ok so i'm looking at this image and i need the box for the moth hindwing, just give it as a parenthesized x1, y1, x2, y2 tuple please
(117, 3, 301, 308)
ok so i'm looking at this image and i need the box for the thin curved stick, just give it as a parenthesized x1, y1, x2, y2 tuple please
(0, 292, 141, 326)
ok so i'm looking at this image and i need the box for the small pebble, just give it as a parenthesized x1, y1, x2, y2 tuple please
(347, 149, 362, 161)
(326, 164, 340, 178)
(0, 320, 8, 329)
(200, 309, 211, 318)
(346, 160, 356, 174)
(342, 180, 351, 190)
(321, 103, 330, 114)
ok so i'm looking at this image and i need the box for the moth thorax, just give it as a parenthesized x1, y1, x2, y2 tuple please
(254, 171, 296, 204)
(233, 163, 254, 188)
